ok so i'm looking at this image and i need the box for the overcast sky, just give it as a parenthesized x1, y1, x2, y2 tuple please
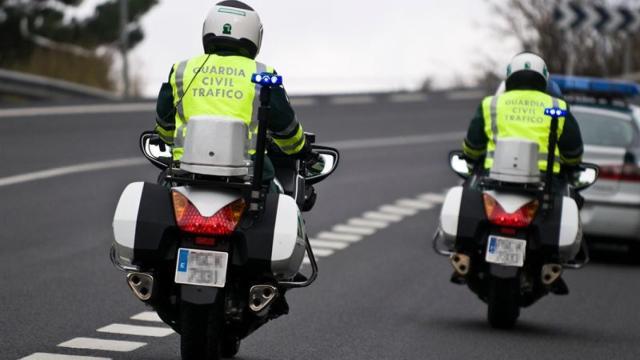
(75, 0, 519, 96)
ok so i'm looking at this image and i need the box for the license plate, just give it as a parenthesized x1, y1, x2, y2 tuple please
(485, 236, 527, 267)
(174, 248, 228, 288)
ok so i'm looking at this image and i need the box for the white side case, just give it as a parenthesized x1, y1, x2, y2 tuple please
(271, 194, 306, 279)
(439, 186, 464, 249)
(112, 182, 145, 266)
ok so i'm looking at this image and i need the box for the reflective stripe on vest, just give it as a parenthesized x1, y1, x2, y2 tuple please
(483, 90, 567, 173)
(169, 54, 273, 160)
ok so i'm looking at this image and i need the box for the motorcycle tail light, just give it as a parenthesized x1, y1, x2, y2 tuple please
(483, 193, 539, 228)
(172, 191, 245, 236)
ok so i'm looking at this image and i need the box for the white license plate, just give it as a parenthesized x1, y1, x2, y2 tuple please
(174, 248, 228, 288)
(485, 236, 527, 267)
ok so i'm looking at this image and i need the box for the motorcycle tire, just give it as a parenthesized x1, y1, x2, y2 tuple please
(221, 336, 241, 358)
(180, 301, 223, 360)
(487, 277, 520, 329)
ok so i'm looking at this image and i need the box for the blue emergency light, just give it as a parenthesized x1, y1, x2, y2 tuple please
(544, 108, 568, 117)
(551, 75, 640, 98)
(251, 72, 283, 87)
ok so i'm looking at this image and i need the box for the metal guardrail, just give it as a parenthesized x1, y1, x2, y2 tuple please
(0, 69, 120, 101)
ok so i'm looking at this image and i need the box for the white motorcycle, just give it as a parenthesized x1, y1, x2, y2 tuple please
(433, 107, 599, 329)
(110, 74, 339, 359)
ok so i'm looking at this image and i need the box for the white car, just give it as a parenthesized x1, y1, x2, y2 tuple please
(573, 104, 640, 246)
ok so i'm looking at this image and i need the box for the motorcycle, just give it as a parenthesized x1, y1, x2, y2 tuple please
(110, 73, 340, 359)
(433, 107, 599, 329)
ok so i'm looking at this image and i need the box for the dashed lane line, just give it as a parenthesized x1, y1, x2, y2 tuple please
(363, 211, 404, 222)
(348, 218, 390, 229)
(303, 191, 445, 265)
(129, 311, 163, 323)
(309, 239, 350, 250)
(316, 231, 363, 242)
(332, 224, 377, 236)
(19, 354, 110, 360)
(96, 324, 174, 337)
(58, 338, 146, 352)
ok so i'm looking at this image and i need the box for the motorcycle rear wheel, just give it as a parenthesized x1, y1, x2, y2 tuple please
(180, 302, 223, 360)
(487, 277, 520, 329)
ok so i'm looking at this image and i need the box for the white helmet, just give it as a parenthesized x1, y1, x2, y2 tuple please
(202, 1, 263, 59)
(506, 52, 549, 89)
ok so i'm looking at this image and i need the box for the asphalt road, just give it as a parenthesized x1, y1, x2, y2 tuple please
(2, 93, 640, 359)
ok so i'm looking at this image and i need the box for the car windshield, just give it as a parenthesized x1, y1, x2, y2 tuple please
(572, 108, 636, 147)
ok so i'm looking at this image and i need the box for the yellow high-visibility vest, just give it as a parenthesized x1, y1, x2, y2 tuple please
(169, 54, 274, 160)
(482, 90, 567, 173)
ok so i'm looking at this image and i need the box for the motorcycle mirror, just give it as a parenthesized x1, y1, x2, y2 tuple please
(140, 131, 172, 170)
(450, 151, 471, 179)
(573, 163, 599, 191)
(305, 146, 340, 185)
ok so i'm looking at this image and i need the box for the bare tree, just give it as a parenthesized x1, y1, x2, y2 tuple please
(486, 0, 640, 78)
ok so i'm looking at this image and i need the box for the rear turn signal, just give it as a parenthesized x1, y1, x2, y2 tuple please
(483, 194, 538, 228)
(172, 191, 246, 236)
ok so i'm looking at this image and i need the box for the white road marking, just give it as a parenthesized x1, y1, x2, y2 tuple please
(312, 248, 335, 257)
(0, 102, 154, 118)
(446, 90, 485, 100)
(329, 95, 376, 105)
(348, 218, 390, 229)
(419, 193, 446, 204)
(326, 131, 464, 151)
(310, 239, 350, 250)
(302, 256, 311, 265)
(332, 224, 377, 236)
(363, 211, 404, 222)
(97, 324, 174, 337)
(396, 199, 435, 210)
(379, 205, 418, 216)
(317, 231, 363, 242)
(58, 338, 146, 352)
(130, 311, 163, 323)
(0, 158, 146, 188)
(290, 97, 318, 106)
(19, 354, 110, 360)
(389, 93, 428, 103)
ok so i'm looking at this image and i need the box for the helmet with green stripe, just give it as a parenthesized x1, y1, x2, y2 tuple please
(202, 1, 263, 59)
(506, 52, 549, 92)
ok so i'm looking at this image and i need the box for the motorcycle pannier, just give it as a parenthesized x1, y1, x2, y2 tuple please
(489, 138, 541, 184)
(180, 116, 252, 177)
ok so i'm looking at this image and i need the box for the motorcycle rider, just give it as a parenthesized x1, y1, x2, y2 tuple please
(459, 53, 585, 291)
(154, 0, 315, 196)
(463, 52, 584, 183)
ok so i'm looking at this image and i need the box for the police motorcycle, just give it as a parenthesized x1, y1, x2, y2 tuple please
(110, 73, 340, 359)
(433, 107, 599, 329)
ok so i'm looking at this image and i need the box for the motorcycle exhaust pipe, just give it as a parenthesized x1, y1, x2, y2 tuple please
(126, 272, 154, 301)
(541, 264, 563, 286)
(450, 253, 470, 276)
(249, 285, 278, 313)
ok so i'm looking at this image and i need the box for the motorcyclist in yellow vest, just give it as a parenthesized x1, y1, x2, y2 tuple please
(154, 0, 311, 185)
(463, 53, 584, 174)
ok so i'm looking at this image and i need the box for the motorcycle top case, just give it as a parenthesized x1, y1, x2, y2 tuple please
(112, 182, 176, 268)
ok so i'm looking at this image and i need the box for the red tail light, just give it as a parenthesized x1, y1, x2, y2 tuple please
(483, 194, 539, 228)
(598, 164, 640, 182)
(172, 191, 246, 236)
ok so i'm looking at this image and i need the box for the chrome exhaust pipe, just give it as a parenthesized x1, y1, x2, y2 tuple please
(126, 272, 154, 301)
(541, 264, 563, 286)
(450, 253, 470, 276)
(249, 285, 278, 313)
